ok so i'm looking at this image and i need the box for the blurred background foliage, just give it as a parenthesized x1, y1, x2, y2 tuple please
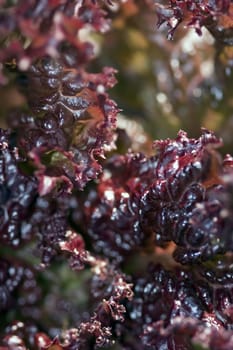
(89, 0, 233, 154)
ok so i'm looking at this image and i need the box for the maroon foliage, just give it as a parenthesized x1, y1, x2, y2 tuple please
(80, 129, 231, 264)
(0, 129, 37, 247)
(0, 0, 110, 82)
(156, 0, 232, 39)
(124, 262, 233, 349)
(0, 258, 40, 317)
(1, 0, 233, 349)
(79, 152, 158, 261)
(9, 57, 118, 193)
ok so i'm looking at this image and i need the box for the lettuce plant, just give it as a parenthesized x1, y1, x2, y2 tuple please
(0, 1, 233, 349)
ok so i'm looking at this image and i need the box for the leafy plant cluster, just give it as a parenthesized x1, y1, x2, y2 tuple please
(0, 0, 233, 349)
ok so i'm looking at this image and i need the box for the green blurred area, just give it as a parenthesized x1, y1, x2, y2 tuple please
(90, 0, 233, 154)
